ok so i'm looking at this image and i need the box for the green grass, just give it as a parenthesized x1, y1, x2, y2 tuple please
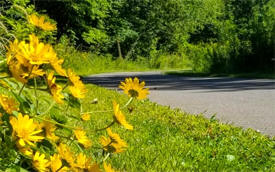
(55, 42, 192, 76)
(5, 81, 273, 171)
(55, 43, 153, 76)
(165, 70, 275, 79)
(63, 54, 152, 76)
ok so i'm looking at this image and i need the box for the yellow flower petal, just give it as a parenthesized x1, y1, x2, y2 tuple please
(28, 14, 56, 31)
(100, 128, 127, 153)
(81, 113, 91, 121)
(57, 143, 75, 166)
(67, 69, 87, 99)
(9, 114, 44, 146)
(47, 71, 64, 104)
(104, 162, 116, 172)
(32, 151, 50, 172)
(0, 94, 18, 114)
(113, 101, 133, 130)
(74, 130, 92, 148)
(74, 153, 91, 169)
(50, 154, 62, 172)
(41, 120, 59, 142)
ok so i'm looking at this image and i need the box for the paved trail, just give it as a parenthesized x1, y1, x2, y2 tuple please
(84, 71, 275, 136)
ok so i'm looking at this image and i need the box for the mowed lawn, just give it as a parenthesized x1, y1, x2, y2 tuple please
(1, 82, 274, 171)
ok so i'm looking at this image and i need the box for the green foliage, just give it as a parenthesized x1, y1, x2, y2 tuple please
(55, 36, 151, 75)
(82, 28, 109, 52)
(23, 0, 274, 73)
(0, 125, 21, 170)
(34, 0, 110, 49)
(0, 0, 57, 56)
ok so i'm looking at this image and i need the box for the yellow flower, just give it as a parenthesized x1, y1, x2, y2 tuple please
(100, 128, 127, 153)
(119, 77, 149, 99)
(6, 35, 56, 82)
(8, 60, 28, 83)
(9, 113, 44, 147)
(58, 167, 70, 172)
(28, 14, 56, 31)
(24, 65, 45, 79)
(32, 151, 50, 172)
(15, 34, 55, 65)
(74, 130, 92, 148)
(47, 71, 64, 103)
(8, 60, 44, 83)
(107, 128, 127, 153)
(67, 69, 81, 84)
(0, 94, 18, 114)
(113, 101, 133, 130)
(87, 163, 101, 172)
(74, 153, 91, 169)
(50, 58, 67, 77)
(57, 143, 75, 166)
(6, 39, 19, 64)
(100, 136, 112, 149)
(6, 35, 66, 83)
(67, 69, 87, 99)
(16, 142, 33, 157)
(19, 146, 33, 157)
(81, 113, 91, 121)
(103, 162, 116, 172)
(50, 154, 62, 172)
(41, 121, 59, 142)
(69, 85, 87, 99)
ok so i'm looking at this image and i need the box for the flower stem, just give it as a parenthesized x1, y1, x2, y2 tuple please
(34, 77, 38, 115)
(18, 66, 34, 96)
(62, 82, 69, 91)
(34, 116, 79, 130)
(81, 97, 134, 114)
(95, 121, 115, 131)
(122, 97, 133, 108)
(103, 153, 110, 162)
(18, 83, 26, 96)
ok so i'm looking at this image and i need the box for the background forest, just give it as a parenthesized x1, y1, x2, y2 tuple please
(1, 0, 275, 74)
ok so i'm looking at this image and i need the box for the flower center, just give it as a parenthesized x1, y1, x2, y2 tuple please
(128, 89, 139, 98)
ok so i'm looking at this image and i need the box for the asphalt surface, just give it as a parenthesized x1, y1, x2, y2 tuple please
(84, 71, 275, 136)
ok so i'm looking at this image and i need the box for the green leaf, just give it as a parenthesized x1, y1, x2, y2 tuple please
(2, 79, 19, 90)
(11, 91, 32, 114)
(50, 107, 67, 124)
(5, 167, 28, 172)
(64, 93, 80, 109)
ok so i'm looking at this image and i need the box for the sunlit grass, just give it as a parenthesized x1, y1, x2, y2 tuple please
(28, 83, 275, 171)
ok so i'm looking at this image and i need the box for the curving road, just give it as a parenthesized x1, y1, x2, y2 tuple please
(84, 71, 275, 136)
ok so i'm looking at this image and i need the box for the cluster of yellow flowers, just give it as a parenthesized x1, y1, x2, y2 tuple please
(0, 13, 150, 172)
(7, 33, 86, 101)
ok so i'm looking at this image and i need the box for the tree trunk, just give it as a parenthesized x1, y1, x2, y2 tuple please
(117, 39, 123, 59)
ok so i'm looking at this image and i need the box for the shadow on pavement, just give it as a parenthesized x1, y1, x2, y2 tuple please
(83, 73, 275, 92)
